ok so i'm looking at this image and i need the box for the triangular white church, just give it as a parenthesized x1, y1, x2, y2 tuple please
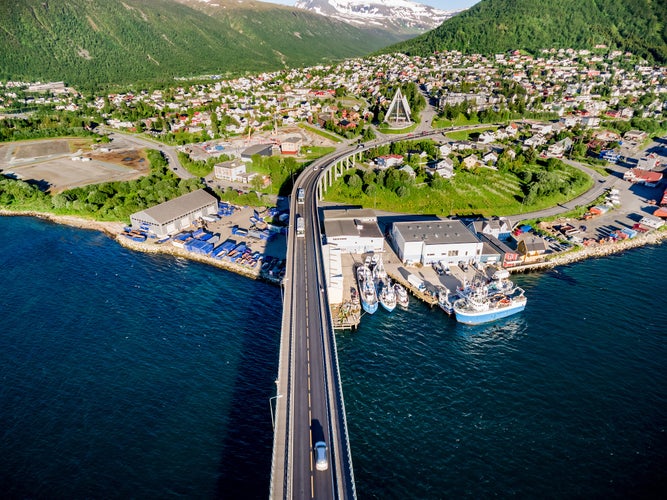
(384, 88, 412, 125)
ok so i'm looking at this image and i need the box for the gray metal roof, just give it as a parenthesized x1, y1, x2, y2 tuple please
(132, 189, 217, 225)
(393, 219, 479, 245)
(323, 208, 377, 222)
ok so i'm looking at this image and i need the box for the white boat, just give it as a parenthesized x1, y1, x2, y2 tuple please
(356, 264, 378, 314)
(453, 280, 527, 325)
(377, 278, 397, 312)
(372, 256, 387, 281)
(394, 283, 409, 308)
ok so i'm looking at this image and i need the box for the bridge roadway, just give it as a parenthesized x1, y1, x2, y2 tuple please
(270, 131, 448, 499)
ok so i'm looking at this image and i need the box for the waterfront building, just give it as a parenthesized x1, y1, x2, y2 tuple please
(322, 208, 384, 254)
(390, 219, 482, 266)
(130, 189, 218, 237)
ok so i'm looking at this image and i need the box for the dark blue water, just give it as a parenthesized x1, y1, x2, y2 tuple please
(338, 246, 667, 499)
(0, 217, 281, 499)
(1, 216, 666, 499)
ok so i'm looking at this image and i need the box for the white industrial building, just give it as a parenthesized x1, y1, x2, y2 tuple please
(322, 208, 384, 254)
(390, 219, 482, 265)
(130, 189, 218, 237)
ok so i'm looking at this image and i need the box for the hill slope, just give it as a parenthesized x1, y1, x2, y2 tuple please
(0, 0, 404, 89)
(383, 0, 667, 63)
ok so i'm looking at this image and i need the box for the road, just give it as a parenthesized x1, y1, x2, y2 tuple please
(98, 126, 192, 179)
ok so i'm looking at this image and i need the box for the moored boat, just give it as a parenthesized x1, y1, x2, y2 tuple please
(453, 281, 527, 325)
(437, 288, 459, 316)
(356, 264, 378, 314)
(394, 283, 409, 308)
(377, 278, 397, 312)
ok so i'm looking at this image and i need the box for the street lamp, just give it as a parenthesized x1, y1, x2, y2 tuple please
(270, 393, 284, 430)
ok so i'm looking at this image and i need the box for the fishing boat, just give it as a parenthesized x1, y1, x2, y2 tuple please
(453, 280, 527, 325)
(377, 278, 397, 312)
(356, 264, 378, 314)
(394, 283, 409, 309)
(437, 288, 459, 316)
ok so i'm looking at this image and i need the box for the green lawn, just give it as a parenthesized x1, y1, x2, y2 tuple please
(323, 163, 593, 218)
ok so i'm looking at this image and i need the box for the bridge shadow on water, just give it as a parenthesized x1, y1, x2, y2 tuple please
(214, 277, 281, 500)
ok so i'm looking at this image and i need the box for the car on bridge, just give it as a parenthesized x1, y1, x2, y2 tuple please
(314, 441, 328, 471)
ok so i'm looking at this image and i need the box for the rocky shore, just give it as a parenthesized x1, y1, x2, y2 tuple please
(512, 229, 667, 273)
(2, 209, 665, 282)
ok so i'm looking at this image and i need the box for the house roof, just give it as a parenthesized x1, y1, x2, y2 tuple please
(242, 143, 274, 157)
(132, 189, 217, 225)
(393, 219, 479, 245)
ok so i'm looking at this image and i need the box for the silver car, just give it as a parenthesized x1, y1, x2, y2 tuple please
(314, 441, 328, 471)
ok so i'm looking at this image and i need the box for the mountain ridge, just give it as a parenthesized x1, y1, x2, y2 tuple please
(382, 0, 667, 63)
(0, 0, 405, 90)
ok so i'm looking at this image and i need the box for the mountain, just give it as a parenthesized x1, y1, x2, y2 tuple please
(0, 0, 405, 90)
(383, 0, 667, 63)
(294, 0, 462, 35)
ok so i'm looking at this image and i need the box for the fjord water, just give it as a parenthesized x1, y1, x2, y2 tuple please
(1, 216, 666, 498)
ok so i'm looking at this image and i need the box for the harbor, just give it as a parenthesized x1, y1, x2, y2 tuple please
(331, 241, 528, 330)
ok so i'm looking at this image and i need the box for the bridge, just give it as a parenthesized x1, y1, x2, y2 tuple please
(269, 132, 446, 499)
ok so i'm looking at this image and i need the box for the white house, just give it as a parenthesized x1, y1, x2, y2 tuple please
(375, 154, 404, 169)
(428, 157, 455, 178)
(439, 143, 452, 156)
(214, 159, 246, 181)
(478, 130, 496, 144)
(390, 219, 482, 265)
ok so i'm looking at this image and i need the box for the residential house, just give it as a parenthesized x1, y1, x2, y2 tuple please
(477, 130, 496, 144)
(375, 154, 404, 169)
(516, 235, 548, 259)
(524, 135, 547, 148)
(624, 130, 648, 142)
(462, 154, 479, 169)
(482, 152, 498, 165)
(468, 217, 513, 242)
(439, 143, 452, 156)
(623, 168, 663, 186)
(637, 153, 660, 170)
(427, 157, 455, 178)
(559, 115, 579, 128)
(581, 116, 601, 128)
(546, 137, 573, 158)
(505, 123, 520, 137)
(398, 164, 416, 178)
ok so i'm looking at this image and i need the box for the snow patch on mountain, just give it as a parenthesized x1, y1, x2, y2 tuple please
(294, 0, 463, 33)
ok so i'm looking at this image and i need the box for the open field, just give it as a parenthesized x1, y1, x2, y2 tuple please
(1, 138, 149, 193)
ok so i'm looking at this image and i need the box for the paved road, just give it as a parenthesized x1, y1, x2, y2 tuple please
(273, 147, 358, 499)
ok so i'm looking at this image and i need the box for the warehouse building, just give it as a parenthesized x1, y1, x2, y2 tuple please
(130, 189, 218, 237)
(390, 219, 482, 265)
(322, 208, 384, 254)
